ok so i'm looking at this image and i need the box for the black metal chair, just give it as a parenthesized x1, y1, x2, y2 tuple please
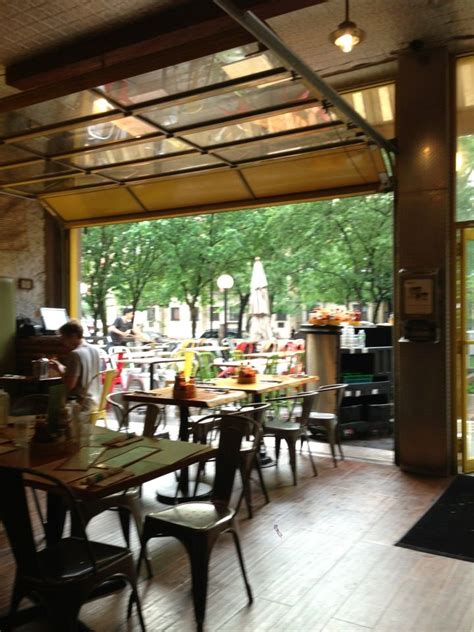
(191, 403, 271, 518)
(79, 392, 169, 578)
(138, 413, 259, 631)
(106, 390, 167, 437)
(0, 466, 146, 632)
(308, 383, 348, 466)
(263, 390, 320, 485)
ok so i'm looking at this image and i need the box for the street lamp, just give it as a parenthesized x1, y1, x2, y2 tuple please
(217, 274, 234, 338)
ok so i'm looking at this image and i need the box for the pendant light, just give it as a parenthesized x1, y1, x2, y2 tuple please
(330, 0, 365, 53)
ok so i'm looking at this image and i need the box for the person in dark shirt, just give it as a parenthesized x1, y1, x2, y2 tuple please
(108, 307, 137, 346)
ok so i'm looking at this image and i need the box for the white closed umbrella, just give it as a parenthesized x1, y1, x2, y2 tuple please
(249, 257, 273, 340)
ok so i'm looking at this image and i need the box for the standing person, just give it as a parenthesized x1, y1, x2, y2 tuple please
(108, 307, 137, 346)
(49, 320, 101, 411)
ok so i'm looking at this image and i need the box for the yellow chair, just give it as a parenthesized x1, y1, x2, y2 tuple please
(89, 368, 118, 427)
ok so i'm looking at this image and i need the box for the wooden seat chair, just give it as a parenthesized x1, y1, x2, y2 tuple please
(0, 466, 146, 632)
(138, 413, 259, 631)
(264, 390, 320, 485)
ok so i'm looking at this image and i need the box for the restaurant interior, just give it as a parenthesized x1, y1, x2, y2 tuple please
(0, 1, 474, 630)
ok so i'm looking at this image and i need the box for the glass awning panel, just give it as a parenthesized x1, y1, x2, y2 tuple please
(96, 44, 282, 105)
(143, 79, 312, 130)
(0, 38, 394, 224)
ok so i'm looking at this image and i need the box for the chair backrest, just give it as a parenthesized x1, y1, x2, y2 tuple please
(196, 351, 218, 380)
(213, 414, 261, 506)
(264, 354, 280, 375)
(266, 390, 320, 425)
(0, 466, 96, 578)
(316, 384, 348, 415)
(234, 402, 270, 426)
(106, 390, 126, 426)
(97, 369, 118, 410)
(10, 394, 49, 416)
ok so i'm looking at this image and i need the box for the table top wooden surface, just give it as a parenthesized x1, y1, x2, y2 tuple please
(123, 386, 246, 408)
(242, 351, 299, 359)
(196, 374, 319, 395)
(0, 426, 214, 500)
(119, 356, 184, 365)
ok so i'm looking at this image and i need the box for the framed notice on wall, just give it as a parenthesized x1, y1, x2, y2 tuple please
(399, 269, 439, 342)
(403, 277, 434, 315)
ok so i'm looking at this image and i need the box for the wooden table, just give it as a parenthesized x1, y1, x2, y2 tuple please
(0, 426, 214, 631)
(197, 374, 319, 402)
(124, 386, 246, 501)
(0, 425, 214, 501)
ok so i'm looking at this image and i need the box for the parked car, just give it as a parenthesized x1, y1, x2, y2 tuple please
(199, 329, 245, 339)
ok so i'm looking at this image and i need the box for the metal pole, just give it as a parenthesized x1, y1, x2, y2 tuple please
(224, 289, 228, 338)
(213, 0, 396, 156)
(210, 283, 214, 335)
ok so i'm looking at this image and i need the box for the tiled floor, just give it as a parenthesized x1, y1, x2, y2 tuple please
(0, 411, 472, 632)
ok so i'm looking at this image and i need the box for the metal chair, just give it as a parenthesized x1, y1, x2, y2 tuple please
(106, 390, 167, 436)
(264, 390, 320, 485)
(192, 403, 271, 518)
(308, 383, 348, 467)
(89, 368, 118, 427)
(138, 414, 258, 631)
(0, 466, 146, 631)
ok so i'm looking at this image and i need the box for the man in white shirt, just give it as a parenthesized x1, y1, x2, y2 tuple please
(50, 320, 101, 410)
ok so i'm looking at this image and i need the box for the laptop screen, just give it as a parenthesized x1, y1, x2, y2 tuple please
(40, 307, 69, 333)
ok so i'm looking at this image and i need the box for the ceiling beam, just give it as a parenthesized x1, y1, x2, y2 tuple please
(6, 0, 325, 92)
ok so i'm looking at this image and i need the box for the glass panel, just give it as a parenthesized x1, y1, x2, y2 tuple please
(145, 80, 311, 130)
(64, 137, 191, 169)
(0, 144, 38, 165)
(218, 128, 360, 163)
(8, 174, 108, 194)
(97, 154, 221, 180)
(15, 116, 157, 156)
(343, 84, 395, 125)
(457, 58, 474, 221)
(0, 161, 73, 185)
(97, 44, 281, 105)
(461, 229, 474, 470)
(183, 105, 337, 147)
(0, 91, 114, 138)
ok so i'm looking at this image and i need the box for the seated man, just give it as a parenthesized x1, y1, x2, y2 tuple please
(49, 319, 101, 411)
(108, 307, 138, 346)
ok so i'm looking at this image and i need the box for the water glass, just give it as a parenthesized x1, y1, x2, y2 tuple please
(13, 416, 32, 448)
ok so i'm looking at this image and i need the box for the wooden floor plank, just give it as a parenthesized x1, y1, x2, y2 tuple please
(1, 419, 472, 632)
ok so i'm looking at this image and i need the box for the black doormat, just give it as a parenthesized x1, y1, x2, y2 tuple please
(396, 474, 474, 562)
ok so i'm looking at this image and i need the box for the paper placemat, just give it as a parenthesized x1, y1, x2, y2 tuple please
(55, 447, 107, 471)
(96, 446, 161, 469)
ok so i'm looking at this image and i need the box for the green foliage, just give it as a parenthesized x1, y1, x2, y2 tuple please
(80, 193, 394, 332)
(457, 135, 474, 222)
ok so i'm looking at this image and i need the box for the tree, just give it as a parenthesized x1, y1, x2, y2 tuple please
(81, 225, 120, 334)
(111, 221, 166, 317)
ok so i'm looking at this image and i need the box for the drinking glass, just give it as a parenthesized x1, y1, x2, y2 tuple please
(13, 417, 32, 448)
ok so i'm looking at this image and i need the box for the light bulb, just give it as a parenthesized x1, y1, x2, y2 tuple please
(335, 32, 357, 53)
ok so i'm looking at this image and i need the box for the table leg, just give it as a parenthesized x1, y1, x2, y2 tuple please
(149, 362, 155, 390)
(156, 404, 212, 504)
(253, 393, 275, 467)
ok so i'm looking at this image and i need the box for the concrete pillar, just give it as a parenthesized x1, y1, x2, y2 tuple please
(395, 47, 455, 475)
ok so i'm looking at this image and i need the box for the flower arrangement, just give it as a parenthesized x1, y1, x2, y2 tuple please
(308, 307, 361, 327)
